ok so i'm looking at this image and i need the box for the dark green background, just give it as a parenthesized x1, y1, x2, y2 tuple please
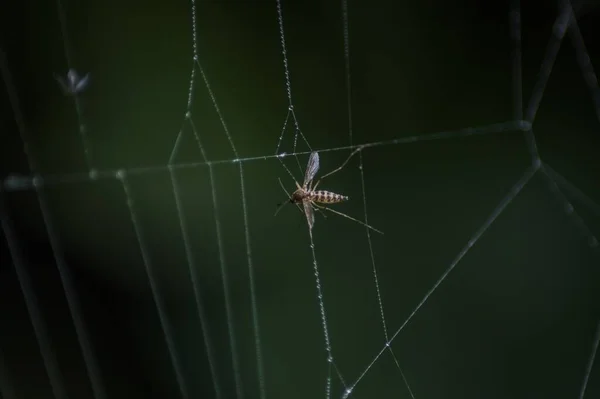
(1, 0, 599, 398)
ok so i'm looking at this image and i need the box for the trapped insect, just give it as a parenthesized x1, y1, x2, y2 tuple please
(55, 69, 89, 95)
(275, 149, 383, 234)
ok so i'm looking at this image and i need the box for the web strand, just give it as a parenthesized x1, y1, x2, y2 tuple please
(168, 168, 222, 399)
(118, 171, 190, 399)
(543, 164, 600, 217)
(275, 0, 312, 175)
(4, 120, 522, 192)
(165, 3, 264, 394)
(341, 0, 411, 387)
(274, 2, 338, 395)
(0, 340, 16, 399)
(344, 164, 540, 396)
(195, 56, 262, 399)
(522, 4, 574, 167)
(578, 320, 600, 399)
(565, 0, 600, 125)
(3, 1, 599, 396)
(511, 0, 523, 121)
(308, 228, 334, 399)
(0, 346, 17, 399)
(2, 47, 106, 399)
(340, 1, 413, 394)
(35, 175, 106, 399)
(238, 162, 267, 399)
(525, 4, 572, 124)
(187, 0, 199, 110)
(523, 8, 568, 167)
(55, 0, 94, 173)
(209, 163, 245, 399)
(540, 164, 599, 250)
(0, 191, 68, 399)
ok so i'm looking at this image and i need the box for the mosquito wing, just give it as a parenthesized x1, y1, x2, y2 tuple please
(303, 201, 315, 230)
(304, 151, 320, 187)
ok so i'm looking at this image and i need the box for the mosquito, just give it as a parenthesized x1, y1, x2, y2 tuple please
(275, 148, 383, 234)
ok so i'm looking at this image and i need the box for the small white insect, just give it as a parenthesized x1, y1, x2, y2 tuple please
(55, 69, 89, 95)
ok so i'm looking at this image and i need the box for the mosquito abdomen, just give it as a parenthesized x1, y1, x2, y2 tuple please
(310, 190, 348, 204)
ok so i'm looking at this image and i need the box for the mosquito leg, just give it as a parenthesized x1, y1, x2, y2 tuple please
(312, 202, 383, 234)
(312, 145, 365, 189)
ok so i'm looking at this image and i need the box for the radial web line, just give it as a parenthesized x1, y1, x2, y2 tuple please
(0, 192, 67, 399)
(55, 0, 93, 172)
(543, 164, 600, 217)
(3, 121, 522, 192)
(118, 171, 190, 399)
(578, 320, 600, 399)
(2, 48, 107, 399)
(0, 346, 17, 399)
(525, 4, 572, 124)
(308, 229, 334, 399)
(565, 0, 600, 124)
(344, 165, 539, 396)
(540, 164, 599, 250)
(195, 53, 266, 399)
(510, 0, 523, 121)
(169, 169, 222, 399)
(275, 0, 311, 175)
(340, 0, 414, 396)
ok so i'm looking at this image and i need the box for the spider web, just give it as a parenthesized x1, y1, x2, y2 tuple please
(1, 0, 599, 398)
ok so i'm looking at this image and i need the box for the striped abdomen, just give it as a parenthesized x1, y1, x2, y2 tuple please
(309, 190, 348, 204)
